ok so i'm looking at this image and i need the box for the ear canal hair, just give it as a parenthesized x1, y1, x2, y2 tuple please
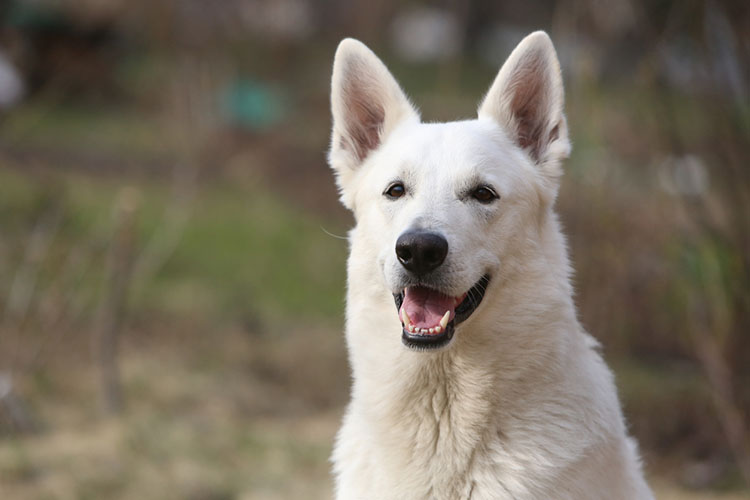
(478, 31, 570, 170)
(506, 51, 554, 161)
(338, 60, 388, 162)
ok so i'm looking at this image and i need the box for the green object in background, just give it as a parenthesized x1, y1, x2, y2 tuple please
(220, 79, 286, 131)
(6, 0, 71, 31)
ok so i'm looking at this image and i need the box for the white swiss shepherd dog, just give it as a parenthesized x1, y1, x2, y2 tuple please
(327, 31, 654, 500)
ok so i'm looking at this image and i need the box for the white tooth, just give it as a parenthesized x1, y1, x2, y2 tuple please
(434, 326, 442, 334)
(421, 328, 428, 334)
(401, 308, 410, 326)
(439, 310, 450, 329)
(429, 328, 435, 334)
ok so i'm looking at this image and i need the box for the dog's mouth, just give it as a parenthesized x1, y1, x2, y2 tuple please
(393, 275, 490, 350)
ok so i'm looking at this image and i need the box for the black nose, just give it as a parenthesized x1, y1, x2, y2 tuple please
(395, 230, 449, 276)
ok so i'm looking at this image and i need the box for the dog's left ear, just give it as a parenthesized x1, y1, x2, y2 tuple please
(478, 31, 570, 182)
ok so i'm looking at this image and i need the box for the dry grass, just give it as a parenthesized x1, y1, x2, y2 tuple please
(0, 322, 344, 500)
(651, 482, 750, 500)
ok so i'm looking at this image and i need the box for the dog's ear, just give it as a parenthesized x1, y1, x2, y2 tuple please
(329, 38, 419, 207)
(478, 31, 570, 180)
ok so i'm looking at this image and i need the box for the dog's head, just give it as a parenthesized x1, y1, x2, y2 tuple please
(329, 32, 571, 350)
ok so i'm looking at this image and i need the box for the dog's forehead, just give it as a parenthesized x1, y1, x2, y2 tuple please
(383, 119, 517, 177)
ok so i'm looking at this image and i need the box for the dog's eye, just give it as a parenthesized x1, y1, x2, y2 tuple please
(384, 182, 406, 199)
(471, 186, 499, 204)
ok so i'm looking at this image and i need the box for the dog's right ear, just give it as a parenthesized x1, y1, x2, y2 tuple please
(329, 38, 419, 209)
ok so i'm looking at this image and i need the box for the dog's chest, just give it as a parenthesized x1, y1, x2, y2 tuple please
(361, 363, 501, 498)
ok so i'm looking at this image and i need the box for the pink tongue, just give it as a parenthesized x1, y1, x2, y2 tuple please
(400, 287, 456, 330)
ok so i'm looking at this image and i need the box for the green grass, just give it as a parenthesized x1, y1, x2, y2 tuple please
(1, 100, 174, 159)
(0, 166, 348, 327)
(153, 181, 348, 320)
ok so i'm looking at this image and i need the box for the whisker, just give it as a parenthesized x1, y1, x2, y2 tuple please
(320, 226, 348, 240)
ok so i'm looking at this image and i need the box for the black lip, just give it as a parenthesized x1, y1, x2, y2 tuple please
(402, 322, 455, 349)
(394, 274, 491, 350)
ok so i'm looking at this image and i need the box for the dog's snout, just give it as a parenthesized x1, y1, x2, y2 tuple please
(395, 231, 448, 276)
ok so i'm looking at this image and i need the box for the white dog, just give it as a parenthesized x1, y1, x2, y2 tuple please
(327, 31, 654, 500)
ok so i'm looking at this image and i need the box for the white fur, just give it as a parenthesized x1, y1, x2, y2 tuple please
(328, 32, 654, 500)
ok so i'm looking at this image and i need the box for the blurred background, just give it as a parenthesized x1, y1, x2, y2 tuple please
(0, 0, 748, 498)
